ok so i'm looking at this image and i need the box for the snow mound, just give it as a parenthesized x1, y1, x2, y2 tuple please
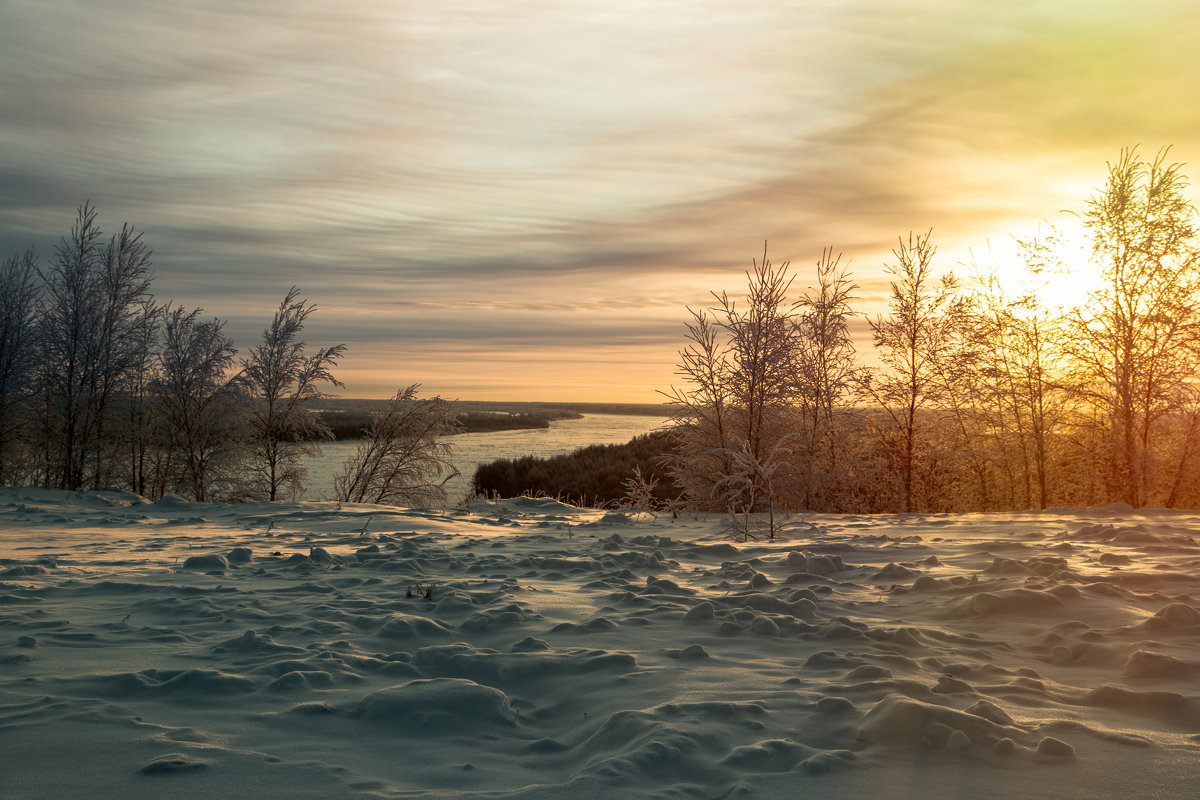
(355, 678, 516, 729)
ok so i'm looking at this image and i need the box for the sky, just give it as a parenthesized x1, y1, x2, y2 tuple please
(2, 0, 1200, 402)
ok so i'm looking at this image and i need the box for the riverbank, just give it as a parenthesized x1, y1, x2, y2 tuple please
(303, 413, 668, 502)
(316, 400, 668, 440)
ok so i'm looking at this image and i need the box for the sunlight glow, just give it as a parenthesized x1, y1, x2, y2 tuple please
(977, 216, 1105, 315)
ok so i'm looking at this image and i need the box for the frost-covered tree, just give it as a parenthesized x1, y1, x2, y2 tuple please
(859, 231, 968, 513)
(792, 249, 859, 507)
(240, 288, 345, 501)
(713, 435, 795, 539)
(334, 385, 460, 506)
(659, 149, 1200, 513)
(662, 308, 734, 509)
(152, 305, 241, 501)
(0, 249, 41, 483)
(665, 246, 801, 512)
(964, 243, 1069, 510)
(35, 204, 154, 489)
(620, 465, 662, 513)
(1062, 148, 1200, 506)
(717, 246, 802, 469)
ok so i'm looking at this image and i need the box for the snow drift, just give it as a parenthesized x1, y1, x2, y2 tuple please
(2, 488, 1198, 799)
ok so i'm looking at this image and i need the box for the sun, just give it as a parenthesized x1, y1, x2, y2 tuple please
(981, 217, 1106, 316)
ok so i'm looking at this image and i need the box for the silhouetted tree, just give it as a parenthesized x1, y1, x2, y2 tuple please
(1062, 148, 1200, 506)
(35, 203, 154, 489)
(0, 249, 40, 483)
(153, 305, 241, 501)
(117, 298, 161, 496)
(964, 241, 1069, 510)
(94, 223, 158, 488)
(240, 288, 345, 501)
(334, 385, 460, 507)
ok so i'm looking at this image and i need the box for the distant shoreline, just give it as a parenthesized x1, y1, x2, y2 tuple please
(315, 401, 671, 441)
(318, 399, 669, 416)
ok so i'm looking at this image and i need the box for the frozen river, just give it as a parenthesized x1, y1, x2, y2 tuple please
(302, 412, 668, 502)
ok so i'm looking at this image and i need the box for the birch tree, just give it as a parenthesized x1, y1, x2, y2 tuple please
(859, 231, 967, 513)
(153, 305, 240, 501)
(334, 385, 460, 506)
(664, 246, 801, 513)
(0, 249, 40, 483)
(35, 203, 154, 489)
(240, 287, 345, 501)
(661, 308, 734, 510)
(793, 248, 859, 507)
(1063, 148, 1200, 506)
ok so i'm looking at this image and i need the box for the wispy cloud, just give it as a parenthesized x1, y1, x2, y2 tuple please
(2, 0, 1199, 399)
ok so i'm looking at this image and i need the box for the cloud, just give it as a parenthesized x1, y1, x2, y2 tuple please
(3, 0, 1200, 399)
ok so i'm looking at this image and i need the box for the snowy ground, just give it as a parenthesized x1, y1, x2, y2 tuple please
(2, 488, 1199, 799)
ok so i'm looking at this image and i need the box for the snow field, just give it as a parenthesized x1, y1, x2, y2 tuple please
(2, 489, 1199, 799)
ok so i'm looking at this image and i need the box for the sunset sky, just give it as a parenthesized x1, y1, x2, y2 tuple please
(2, 0, 1199, 401)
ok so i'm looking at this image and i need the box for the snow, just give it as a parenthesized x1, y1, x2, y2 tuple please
(1, 487, 1199, 799)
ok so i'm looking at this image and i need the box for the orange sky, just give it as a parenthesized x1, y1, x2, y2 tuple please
(2, 1, 1199, 401)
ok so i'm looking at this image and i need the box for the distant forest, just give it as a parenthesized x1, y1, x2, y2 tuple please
(5, 147, 1200, 517)
(315, 403, 583, 440)
(472, 431, 679, 508)
(313, 399, 665, 440)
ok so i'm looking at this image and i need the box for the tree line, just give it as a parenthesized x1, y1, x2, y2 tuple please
(665, 148, 1200, 523)
(0, 203, 457, 504)
(472, 431, 680, 508)
(317, 407, 582, 440)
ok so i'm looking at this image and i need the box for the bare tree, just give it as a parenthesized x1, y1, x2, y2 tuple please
(35, 204, 104, 487)
(657, 149, 1200, 512)
(1062, 147, 1200, 506)
(964, 240, 1070, 510)
(334, 385, 460, 506)
(35, 203, 154, 489)
(240, 287, 345, 501)
(859, 231, 967, 513)
(119, 299, 161, 496)
(92, 222, 157, 486)
(0, 249, 41, 483)
(153, 305, 241, 501)
(716, 245, 801, 470)
(793, 248, 859, 507)
(664, 246, 801, 514)
(661, 308, 734, 510)
(1162, 387, 1200, 507)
